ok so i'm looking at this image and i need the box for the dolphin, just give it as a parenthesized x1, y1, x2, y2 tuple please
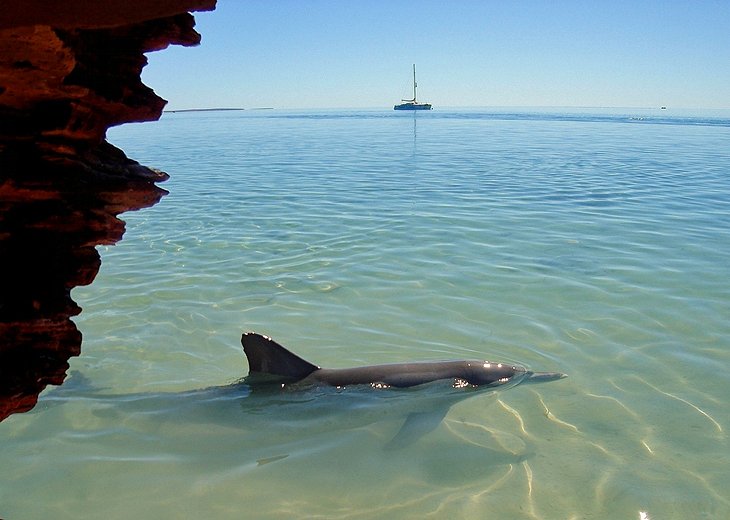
(38, 333, 567, 456)
(241, 332, 567, 390)
(241, 332, 566, 449)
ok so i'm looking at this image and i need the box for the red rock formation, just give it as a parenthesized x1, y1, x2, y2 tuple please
(0, 0, 216, 421)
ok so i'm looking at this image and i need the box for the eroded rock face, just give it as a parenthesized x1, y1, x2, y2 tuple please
(0, 0, 216, 421)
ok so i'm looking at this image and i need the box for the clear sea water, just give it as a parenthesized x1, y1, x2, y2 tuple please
(2, 108, 729, 519)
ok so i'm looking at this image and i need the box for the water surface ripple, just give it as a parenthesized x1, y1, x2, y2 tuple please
(1, 109, 729, 519)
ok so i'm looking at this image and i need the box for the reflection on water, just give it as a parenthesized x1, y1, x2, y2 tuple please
(0, 141, 167, 421)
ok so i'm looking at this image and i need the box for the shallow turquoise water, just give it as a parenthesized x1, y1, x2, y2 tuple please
(2, 108, 729, 519)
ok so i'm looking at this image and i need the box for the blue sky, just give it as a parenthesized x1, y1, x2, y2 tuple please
(143, 0, 730, 110)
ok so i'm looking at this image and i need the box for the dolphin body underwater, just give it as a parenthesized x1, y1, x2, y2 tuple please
(41, 332, 567, 452)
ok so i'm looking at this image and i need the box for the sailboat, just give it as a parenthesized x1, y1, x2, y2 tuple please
(394, 64, 432, 110)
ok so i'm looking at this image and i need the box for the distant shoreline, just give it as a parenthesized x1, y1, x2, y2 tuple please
(164, 107, 274, 113)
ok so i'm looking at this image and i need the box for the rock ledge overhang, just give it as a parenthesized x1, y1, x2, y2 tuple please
(0, 0, 216, 421)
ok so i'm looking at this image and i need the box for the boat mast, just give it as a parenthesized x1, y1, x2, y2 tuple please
(412, 64, 417, 102)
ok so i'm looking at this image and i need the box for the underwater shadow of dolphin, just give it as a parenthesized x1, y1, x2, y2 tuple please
(241, 332, 566, 448)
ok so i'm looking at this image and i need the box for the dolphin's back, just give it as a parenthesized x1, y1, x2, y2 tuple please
(241, 332, 566, 390)
(310, 361, 478, 388)
(241, 333, 319, 380)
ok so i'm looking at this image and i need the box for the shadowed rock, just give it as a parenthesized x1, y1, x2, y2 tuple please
(0, 0, 216, 421)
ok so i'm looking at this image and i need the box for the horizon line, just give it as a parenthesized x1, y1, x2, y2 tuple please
(161, 105, 730, 113)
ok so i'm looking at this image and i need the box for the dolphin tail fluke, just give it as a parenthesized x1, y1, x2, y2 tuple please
(241, 332, 320, 380)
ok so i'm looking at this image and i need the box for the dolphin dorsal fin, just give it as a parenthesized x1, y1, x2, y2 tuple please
(241, 332, 320, 380)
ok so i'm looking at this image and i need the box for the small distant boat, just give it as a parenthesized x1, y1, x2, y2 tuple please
(394, 64, 432, 110)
